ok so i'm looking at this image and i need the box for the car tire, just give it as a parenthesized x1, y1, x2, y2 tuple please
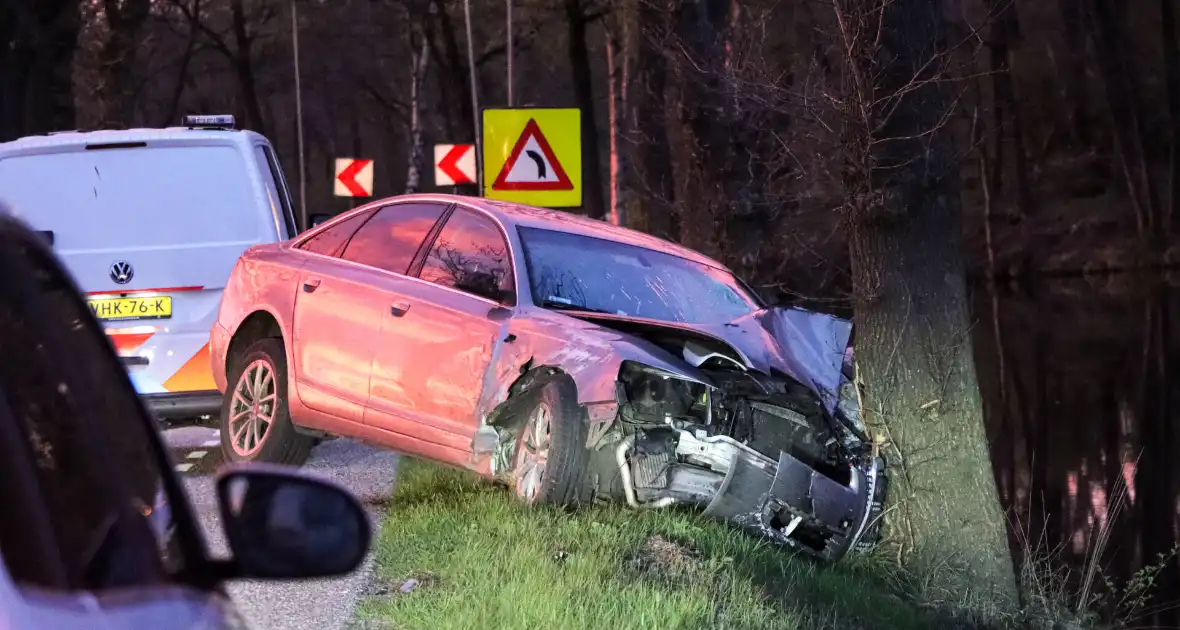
(220, 337, 314, 467)
(510, 376, 590, 507)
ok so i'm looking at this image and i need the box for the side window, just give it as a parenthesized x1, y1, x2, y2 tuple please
(295, 210, 374, 257)
(0, 230, 183, 591)
(419, 208, 514, 303)
(339, 203, 448, 275)
(261, 145, 298, 238)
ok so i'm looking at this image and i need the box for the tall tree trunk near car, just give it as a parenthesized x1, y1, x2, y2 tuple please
(567, 0, 606, 219)
(834, 0, 1018, 616)
(405, 31, 430, 194)
(1160, 0, 1180, 232)
(94, 0, 152, 128)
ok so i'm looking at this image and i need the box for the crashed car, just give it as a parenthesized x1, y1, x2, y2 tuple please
(210, 194, 887, 561)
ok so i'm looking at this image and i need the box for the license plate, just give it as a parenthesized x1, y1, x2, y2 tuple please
(87, 296, 173, 321)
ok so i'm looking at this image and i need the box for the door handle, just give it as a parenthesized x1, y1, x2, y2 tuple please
(390, 301, 411, 317)
(302, 278, 321, 293)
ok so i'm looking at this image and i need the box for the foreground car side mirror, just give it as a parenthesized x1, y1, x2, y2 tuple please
(216, 466, 370, 580)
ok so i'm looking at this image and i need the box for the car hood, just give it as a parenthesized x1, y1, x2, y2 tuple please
(555, 307, 853, 414)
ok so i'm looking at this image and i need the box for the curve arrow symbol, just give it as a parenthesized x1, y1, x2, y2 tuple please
(438, 145, 474, 185)
(337, 159, 372, 196)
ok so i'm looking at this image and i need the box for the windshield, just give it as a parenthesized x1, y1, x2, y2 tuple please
(518, 226, 760, 324)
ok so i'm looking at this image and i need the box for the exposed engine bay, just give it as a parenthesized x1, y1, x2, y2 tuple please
(587, 327, 887, 563)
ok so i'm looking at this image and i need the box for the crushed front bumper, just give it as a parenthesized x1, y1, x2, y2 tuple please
(701, 449, 886, 562)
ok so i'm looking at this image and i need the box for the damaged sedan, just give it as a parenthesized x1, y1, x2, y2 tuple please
(209, 194, 886, 561)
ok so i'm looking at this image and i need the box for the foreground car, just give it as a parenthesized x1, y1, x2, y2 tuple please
(0, 209, 371, 630)
(211, 194, 886, 561)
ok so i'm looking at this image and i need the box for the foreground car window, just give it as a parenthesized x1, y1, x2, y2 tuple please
(340, 202, 448, 274)
(518, 226, 758, 324)
(0, 232, 183, 591)
(419, 208, 514, 302)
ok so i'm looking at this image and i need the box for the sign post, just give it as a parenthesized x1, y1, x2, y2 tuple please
(333, 158, 374, 198)
(481, 108, 582, 208)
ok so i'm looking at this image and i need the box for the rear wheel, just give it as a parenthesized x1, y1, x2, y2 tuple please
(511, 377, 590, 507)
(220, 337, 313, 466)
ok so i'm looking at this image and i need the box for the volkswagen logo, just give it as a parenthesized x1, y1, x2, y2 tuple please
(110, 261, 134, 285)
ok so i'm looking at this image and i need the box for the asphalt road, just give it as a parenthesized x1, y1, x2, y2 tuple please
(162, 424, 399, 630)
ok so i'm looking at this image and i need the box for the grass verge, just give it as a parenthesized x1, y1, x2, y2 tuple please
(350, 458, 947, 630)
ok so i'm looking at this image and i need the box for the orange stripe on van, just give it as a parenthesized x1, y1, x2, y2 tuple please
(162, 343, 217, 392)
(106, 332, 154, 355)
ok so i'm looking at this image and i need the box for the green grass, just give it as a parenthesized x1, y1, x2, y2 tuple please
(350, 458, 947, 630)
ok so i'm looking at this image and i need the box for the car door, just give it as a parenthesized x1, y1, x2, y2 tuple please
(363, 206, 514, 451)
(289, 209, 384, 423)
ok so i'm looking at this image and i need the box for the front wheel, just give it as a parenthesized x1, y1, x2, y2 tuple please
(220, 337, 314, 466)
(510, 377, 590, 507)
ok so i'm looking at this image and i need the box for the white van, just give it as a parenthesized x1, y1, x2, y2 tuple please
(0, 115, 298, 421)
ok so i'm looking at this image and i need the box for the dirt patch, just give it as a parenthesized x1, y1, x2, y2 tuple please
(628, 535, 705, 582)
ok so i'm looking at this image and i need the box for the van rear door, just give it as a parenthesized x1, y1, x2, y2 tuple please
(0, 137, 284, 400)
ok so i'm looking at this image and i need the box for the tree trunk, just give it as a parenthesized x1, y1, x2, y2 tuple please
(94, 0, 152, 128)
(0, 4, 31, 141)
(986, 0, 1033, 219)
(836, 0, 1017, 615)
(1160, 0, 1180, 233)
(631, 0, 676, 240)
(22, 0, 81, 134)
(161, 0, 202, 127)
(1086, 0, 1160, 236)
(230, 0, 266, 136)
(405, 31, 430, 194)
(1056, 0, 1091, 148)
(567, 0, 605, 219)
(606, 29, 620, 225)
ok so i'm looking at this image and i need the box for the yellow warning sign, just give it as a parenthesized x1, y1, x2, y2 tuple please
(482, 108, 582, 208)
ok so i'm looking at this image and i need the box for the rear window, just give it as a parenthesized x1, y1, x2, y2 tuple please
(0, 144, 261, 250)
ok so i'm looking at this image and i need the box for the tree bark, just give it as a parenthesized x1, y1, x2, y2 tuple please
(630, 0, 676, 240)
(405, 30, 430, 194)
(230, 0, 266, 135)
(1056, 0, 1091, 148)
(836, 0, 1017, 615)
(19, 0, 81, 135)
(566, 0, 606, 219)
(95, 0, 153, 128)
(1085, 0, 1160, 236)
(1160, 0, 1180, 233)
(986, 0, 1033, 219)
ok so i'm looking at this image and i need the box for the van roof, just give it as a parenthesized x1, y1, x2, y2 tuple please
(0, 127, 270, 155)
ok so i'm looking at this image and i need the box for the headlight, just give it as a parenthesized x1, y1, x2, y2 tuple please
(618, 361, 711, 423)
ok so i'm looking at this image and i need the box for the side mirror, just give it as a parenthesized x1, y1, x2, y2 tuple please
(216, 466, 370, 580)
(455, 266, 511, 303)
(308, 214, 332, 230)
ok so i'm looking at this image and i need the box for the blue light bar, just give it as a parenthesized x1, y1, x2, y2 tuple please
(183, 114, 236, 129)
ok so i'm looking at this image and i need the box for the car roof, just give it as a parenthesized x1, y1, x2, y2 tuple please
(377, 193, 730, 272)
(0, 127, 269, 155)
